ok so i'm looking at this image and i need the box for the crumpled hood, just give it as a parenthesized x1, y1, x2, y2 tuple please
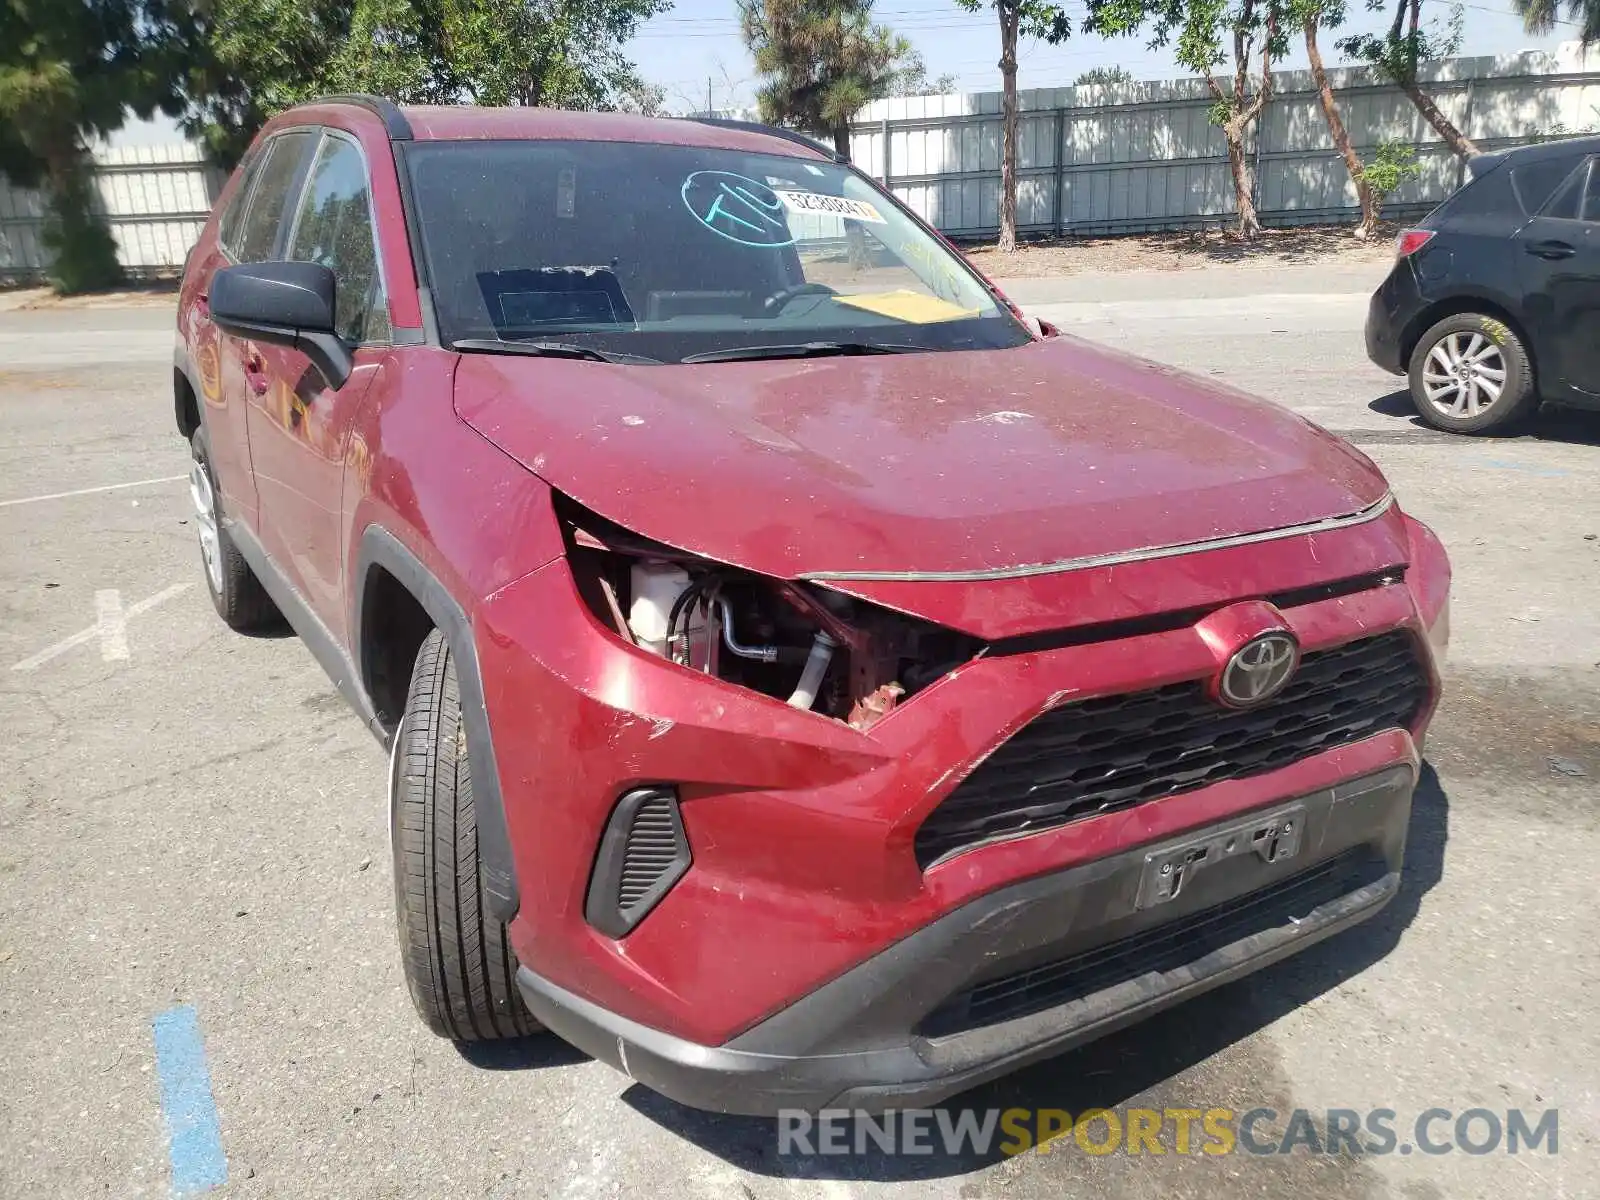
(454, 335, 1390, 579)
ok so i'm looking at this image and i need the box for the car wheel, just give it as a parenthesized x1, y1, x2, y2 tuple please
(188, 428, 283, 631)
(1407, 313, 1537, 435)
(393, 628, 541, 1041)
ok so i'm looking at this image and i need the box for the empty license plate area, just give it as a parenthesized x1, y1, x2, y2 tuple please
(1136, 803, 1305, 909)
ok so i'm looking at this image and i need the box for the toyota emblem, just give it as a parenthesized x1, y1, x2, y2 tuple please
(1217, 632, 1300, 707)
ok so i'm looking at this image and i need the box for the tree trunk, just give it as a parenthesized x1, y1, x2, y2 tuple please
(41, 140, 122, 295)
(1304, 16, 1378, 238)
(997, 6, 1020, 253)
(1388, 0, 1477, 158)
(1224, 128, 1262, 238)
(834, 120, 872, 267)
(1398, 76, 1479, 158)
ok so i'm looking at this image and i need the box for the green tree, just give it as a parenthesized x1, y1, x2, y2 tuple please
(1074, 63, 1135, 83)
(890, 48, 958, 95)
(1338, 0, 1477, 158)
(1292, 0, 1379, 237)
(1, 0, 188, 292)
(182, 0, 669, 167)
(177, 1, 357, 167)
(1087, 0, 1288, 239)
(1514, 0, 1597, 47)
(952, 0, 1073, 252)
(1361, 136, 1421, 210)
(738, 0, 913, 158)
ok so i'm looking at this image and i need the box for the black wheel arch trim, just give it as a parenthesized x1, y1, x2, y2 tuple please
(173, 341, 202, 437)
(1402, 289, 1537, 371)
(354, 525, 520, 923)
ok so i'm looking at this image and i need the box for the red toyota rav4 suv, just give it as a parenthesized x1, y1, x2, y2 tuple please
(175, 95, 1450, 1114)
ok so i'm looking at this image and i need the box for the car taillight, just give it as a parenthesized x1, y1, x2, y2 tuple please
(1396, 229, 1435, 258)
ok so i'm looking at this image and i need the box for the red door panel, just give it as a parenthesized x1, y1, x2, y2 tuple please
(246, 344, 382, 638)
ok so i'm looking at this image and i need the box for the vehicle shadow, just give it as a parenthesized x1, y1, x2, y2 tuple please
(1368, 388, 1600, 447)
(454, 1036, 590, 1071)
(623, 764, 1450, 1182)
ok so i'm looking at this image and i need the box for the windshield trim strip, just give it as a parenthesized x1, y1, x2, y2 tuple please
(799, 493, 1397, 583)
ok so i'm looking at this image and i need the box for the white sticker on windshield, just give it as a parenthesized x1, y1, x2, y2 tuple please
(775, 190, 886, 223)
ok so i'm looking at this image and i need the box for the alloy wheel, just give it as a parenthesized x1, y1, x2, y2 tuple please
(189, 458, 224, 595)
(1421, 332, 1507, 420)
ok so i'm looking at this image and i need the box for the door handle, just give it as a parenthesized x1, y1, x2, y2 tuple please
(1526, 239, 1576, 260)
(245, 352, 270, 396)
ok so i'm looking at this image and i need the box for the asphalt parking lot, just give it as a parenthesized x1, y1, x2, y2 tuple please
(2, 260, 1597, 1200)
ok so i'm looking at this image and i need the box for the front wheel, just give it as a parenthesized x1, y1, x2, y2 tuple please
(189, 428, 282, 631)
(1407, 313, 1537, 435)
(392, 628, 541, 1041)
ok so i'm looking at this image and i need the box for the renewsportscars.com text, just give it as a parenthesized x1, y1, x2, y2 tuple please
(777, 1107, 1559, 1158)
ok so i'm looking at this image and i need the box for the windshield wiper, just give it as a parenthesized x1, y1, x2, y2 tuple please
(450, 338, 658, 365)
(680, 341, 925, 365)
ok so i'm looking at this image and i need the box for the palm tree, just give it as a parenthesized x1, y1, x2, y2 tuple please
(1514, 0, 1599, 46)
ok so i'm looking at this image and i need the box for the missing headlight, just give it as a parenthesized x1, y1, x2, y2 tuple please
(555, 492, 981, 725)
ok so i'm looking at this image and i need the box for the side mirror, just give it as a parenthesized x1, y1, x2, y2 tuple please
(210, 261, 354, 389)
(1023, 315, 1061, 339)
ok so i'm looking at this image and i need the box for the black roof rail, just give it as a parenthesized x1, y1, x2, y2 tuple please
(685, 117, 846, 163)
(312, 94, 413, 141)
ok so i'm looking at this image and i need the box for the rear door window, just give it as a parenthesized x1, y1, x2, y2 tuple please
(1511, 154, 1587, 216)
(1540, 160, 1590, 220)
(235, 131, 317, 263)
(285, 135, 389, 343)
(1582, 161, 1600, 223)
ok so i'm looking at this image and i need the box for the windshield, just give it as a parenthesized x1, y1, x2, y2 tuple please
(404, 139, 1030, 362)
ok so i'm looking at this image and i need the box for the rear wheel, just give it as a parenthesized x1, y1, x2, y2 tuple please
(392, 628, 540, 1040)
(1407, 313, 1537, 435)
(189, 428, 282, 631)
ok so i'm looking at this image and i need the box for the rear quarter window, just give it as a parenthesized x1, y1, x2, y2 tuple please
(1434, 166, 1519, 220)
(216, 152, 264, 256)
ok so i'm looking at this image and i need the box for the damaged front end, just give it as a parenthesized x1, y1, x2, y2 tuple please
(557, 493, 982, 731)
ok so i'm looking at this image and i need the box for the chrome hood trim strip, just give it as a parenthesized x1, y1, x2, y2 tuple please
(801, 493, 1396, 583)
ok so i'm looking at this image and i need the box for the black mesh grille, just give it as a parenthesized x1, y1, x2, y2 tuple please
(619, 794, 686, 913)
(916, 630, 1428, 867)
(586, 788, 692, 937)
(919, 846, 1387, 1037)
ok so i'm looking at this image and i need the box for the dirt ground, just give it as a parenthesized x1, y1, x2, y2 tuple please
(965, 224, 1400, 278)
(0, 281, 179, 312)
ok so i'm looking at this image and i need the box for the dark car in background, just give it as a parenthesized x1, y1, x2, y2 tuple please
(1366, 135, 1600, 434)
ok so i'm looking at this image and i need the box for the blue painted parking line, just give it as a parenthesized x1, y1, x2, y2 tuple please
(151, 1005, 228, 1196)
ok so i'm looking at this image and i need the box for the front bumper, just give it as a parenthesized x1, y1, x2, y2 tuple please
(518, 763, 1412, 1115)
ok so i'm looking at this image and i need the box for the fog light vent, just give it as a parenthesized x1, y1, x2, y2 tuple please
(586, 788, 691, 937)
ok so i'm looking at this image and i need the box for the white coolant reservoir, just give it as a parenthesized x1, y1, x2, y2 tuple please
(628, 562, 706, 661)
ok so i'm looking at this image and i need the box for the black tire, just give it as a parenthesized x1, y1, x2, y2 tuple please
(1407, 312, 1538, 435)
(393, 628, 540, 1041)
(189, 428, 283, 632)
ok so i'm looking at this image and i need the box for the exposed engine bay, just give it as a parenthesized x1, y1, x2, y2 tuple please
(558, 495, 981, 729)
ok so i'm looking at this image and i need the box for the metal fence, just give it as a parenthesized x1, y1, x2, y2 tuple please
(3, 50, 1597, 281)
(849, 50, 1600, 238)
(0, 142, 221, 282)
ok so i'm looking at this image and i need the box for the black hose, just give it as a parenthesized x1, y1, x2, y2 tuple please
(666, 580, 701, 663)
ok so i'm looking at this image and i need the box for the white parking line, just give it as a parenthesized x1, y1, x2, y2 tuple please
(95, 590, 129, 662)
(0, 474, 186, 509)
(11, 582, 195, 672)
